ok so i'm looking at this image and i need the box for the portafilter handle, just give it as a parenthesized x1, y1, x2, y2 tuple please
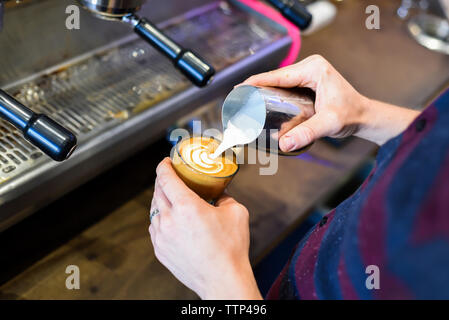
(0, 0, 4, 32)
(267, 0, 313, 30)
(0, 90, 77, 162)
(124, 14, 215, 87)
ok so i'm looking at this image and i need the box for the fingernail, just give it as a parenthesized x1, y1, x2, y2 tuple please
(281, 136, 295, 152)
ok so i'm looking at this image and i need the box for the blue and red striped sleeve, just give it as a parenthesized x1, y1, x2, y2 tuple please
(266, 88, 449, 299)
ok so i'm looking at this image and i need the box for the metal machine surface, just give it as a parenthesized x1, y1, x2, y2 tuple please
(0, 0, 292, 231)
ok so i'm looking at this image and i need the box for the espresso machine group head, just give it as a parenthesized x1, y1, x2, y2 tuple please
(77, 0, 216, 87)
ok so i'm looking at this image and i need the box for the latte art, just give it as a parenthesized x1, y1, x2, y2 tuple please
(177, 137, 238, 177)
(171, 136, 239, 201)
(182, 143, 224, 175)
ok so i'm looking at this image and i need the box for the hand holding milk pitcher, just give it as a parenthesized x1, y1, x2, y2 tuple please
(213, 54, 372, 159)
(231, 55, 408, 151)
(169, 55, 415, 202)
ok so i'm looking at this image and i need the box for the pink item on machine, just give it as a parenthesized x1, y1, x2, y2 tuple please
(236, 0, 301, 67)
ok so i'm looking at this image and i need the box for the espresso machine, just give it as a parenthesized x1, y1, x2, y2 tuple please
(0, 0, 297, 231)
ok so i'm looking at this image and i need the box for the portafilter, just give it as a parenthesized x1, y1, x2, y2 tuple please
(77, 0, 215, 87)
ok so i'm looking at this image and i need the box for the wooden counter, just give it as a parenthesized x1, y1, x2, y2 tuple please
(1, 0, 448, 299)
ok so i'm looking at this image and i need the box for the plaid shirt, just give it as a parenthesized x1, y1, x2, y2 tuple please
(267, 88, 449, 299)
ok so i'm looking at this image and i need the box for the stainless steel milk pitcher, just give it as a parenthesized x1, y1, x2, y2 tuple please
(221, 85, 316, 156)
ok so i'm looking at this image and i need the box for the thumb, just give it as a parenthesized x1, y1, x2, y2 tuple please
(215, 193, 238, 207)
(279, 114, 332, 152)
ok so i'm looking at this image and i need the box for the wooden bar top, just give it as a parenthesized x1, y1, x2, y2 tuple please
(1, 0, 448, 299)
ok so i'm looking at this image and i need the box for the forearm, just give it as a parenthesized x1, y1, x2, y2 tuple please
(355, 96, 421, 145)
(201, 259, 263, 300)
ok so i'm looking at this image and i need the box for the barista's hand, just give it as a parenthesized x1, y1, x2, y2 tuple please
(149, 158, 262, 300)
(243, 55, 420, 150)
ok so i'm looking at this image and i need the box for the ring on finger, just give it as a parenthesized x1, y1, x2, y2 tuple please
(150, 208, 160, 223)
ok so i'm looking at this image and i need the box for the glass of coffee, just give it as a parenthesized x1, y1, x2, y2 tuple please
(171, 136, 239, 202)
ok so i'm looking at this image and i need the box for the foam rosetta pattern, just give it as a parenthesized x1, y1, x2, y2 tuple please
(179, 137, 237, 177)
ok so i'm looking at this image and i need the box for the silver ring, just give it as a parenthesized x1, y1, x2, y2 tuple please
(150, 208, 160, 223)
